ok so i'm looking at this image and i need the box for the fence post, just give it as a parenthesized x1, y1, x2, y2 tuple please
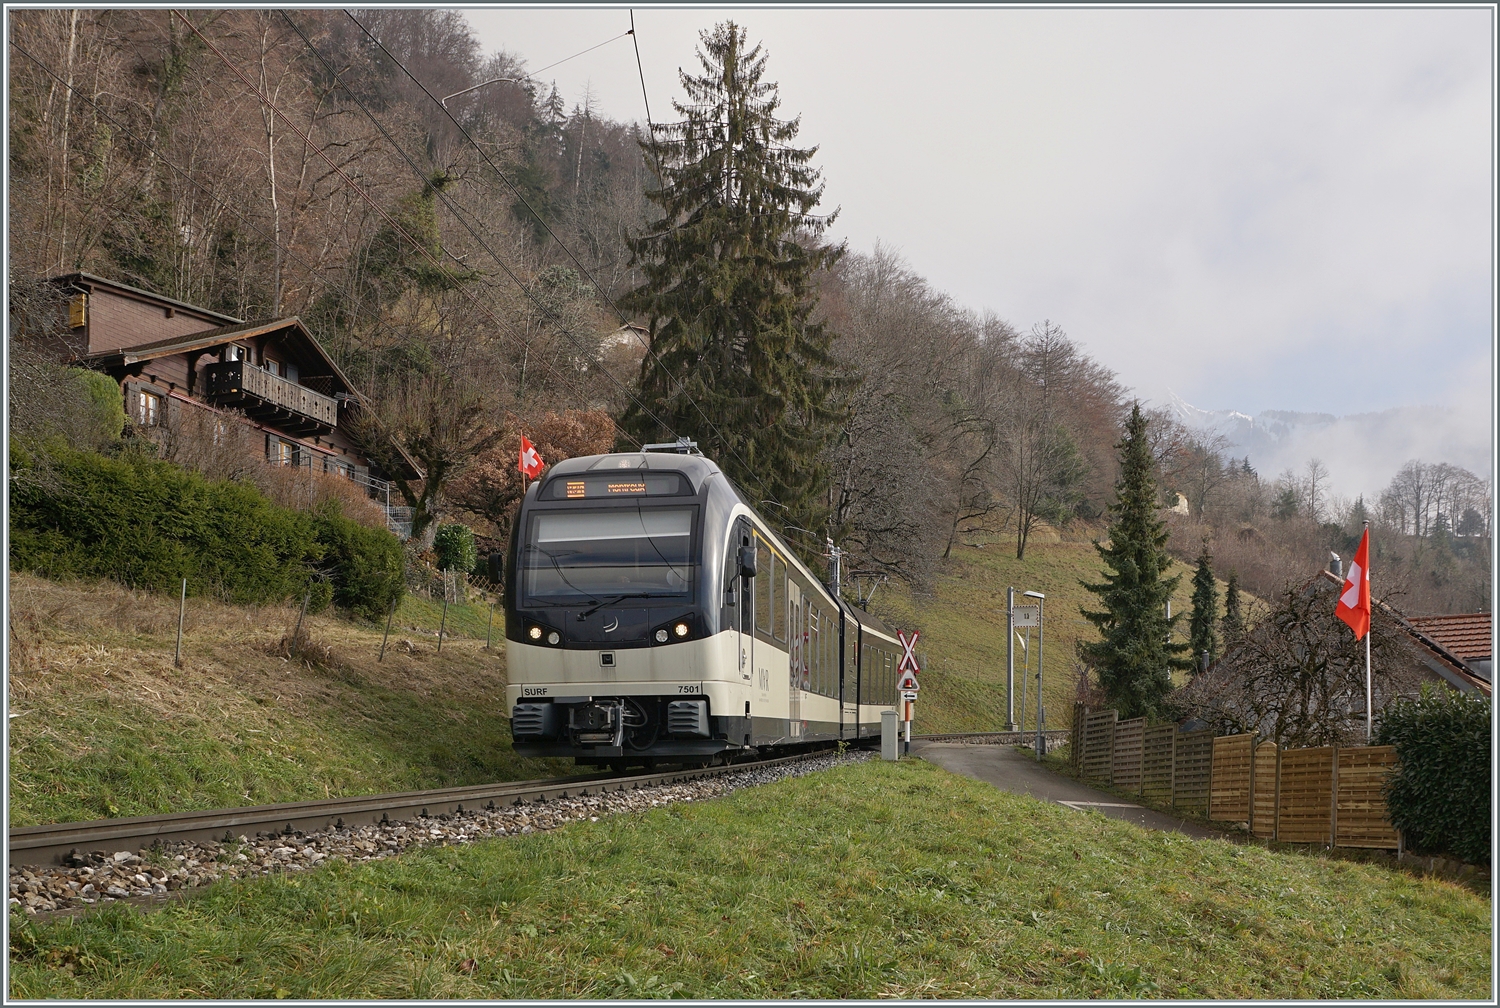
(174, 577, 187, 668)
(486, 604, 495, 651)
(1247, 734, 1256, 836)
(379, 592, 397, 662)
(291, 590, 310, 657)
(1330, 746, 1340, 848)
(437, 596, 449, 653)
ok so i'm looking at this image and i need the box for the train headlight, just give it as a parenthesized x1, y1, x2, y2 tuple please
(655, 629, 669, 643)
(673, 622, 690, 638)
(546, 631, 561, 645)
(528, 625, 543, 641)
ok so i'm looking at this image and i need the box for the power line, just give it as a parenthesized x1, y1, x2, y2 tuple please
(170, 9, 645, 449)
(343, 8, 779, 503)
(279, 11, 677, 446)
(629, 9, 664, 180)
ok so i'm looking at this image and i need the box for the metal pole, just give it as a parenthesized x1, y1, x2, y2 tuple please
(378, 592, 397, 661)
(438, 594, 449, 653)
(1006, 586, 1016, 731)
(174, 577, 187, 668)
(1364, 519, 1372, 742)
(1035, 596, 1045, 760)
(1019, 628, 1030, 736)
(486, 604, 495, 651)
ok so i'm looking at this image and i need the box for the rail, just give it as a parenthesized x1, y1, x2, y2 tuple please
(914, 729, 1072, 744)
(8, 750, 831, 867)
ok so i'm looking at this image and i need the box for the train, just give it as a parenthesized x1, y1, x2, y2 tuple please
(503, 446, 901, 769)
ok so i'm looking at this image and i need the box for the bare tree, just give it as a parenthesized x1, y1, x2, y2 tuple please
(1174, 576, 1427, 747)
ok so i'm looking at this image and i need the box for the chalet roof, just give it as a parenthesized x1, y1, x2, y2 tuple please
(1406, 613, 1492, 662)
(83, 314, 424, 482)
(82, 317, 362, 394)
(52, 272, 243, 326)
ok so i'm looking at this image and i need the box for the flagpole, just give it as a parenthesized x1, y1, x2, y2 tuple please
(1364, 520, 1372, 743)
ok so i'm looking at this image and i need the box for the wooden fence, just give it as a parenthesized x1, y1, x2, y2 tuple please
(1068, 703, 1400, 848)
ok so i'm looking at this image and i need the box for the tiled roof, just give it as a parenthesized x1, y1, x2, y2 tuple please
(1406, 613, 1492, 662)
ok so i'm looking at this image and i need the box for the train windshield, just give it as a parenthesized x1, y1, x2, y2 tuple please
(523, 507, 696, 605)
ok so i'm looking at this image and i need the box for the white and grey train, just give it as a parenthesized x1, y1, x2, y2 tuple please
(503, 448, 901, 768)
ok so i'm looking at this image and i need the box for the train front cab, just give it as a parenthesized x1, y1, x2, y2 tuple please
(503, 452, 897, 766)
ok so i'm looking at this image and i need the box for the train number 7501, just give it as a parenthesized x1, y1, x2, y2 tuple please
(677, 684, 700, 693)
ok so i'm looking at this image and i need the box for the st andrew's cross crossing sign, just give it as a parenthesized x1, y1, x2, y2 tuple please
(896, 630, 921, 692)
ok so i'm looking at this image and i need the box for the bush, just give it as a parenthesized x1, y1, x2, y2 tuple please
(312, 503, 404, 621)
(433, 522, 477, 574)
(73, 368, 127, 444)
(9, 443, 403, 618)
(1375, 685, 1491, 864)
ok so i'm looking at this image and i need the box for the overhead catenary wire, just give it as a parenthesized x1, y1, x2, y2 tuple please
(11, 37, 625, 477)
(169, 9, 649, 449)
(342, 9, 779, 504)
(279, 12, 679, 448)
(629, 8, 665, 180)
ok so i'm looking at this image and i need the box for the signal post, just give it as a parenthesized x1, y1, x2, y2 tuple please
(896, 630, 921, 756)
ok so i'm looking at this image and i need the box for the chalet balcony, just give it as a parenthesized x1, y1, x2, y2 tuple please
(204, 360, 338, 434)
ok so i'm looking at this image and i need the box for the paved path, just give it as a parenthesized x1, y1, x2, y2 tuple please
(915, 742, 1228, 840)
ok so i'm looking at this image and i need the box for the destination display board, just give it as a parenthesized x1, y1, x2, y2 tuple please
(541, 473, 690, 500)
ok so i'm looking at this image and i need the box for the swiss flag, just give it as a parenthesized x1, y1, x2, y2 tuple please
(1336, 528, 1371, 640)
(518, 434, 544, 479)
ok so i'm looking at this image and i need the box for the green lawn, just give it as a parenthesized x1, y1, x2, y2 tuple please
(867, 531, 1209, 733)
(10, 758, 1489, 999)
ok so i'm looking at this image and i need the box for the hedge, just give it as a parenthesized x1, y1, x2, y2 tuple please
(1375, 685, 1491, 865)
(9, 442, 402, 618)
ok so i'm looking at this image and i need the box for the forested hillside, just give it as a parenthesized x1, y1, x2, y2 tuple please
(8, 8, 1489, 617)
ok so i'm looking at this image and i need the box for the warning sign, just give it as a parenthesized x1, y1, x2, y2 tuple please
(897, 670, 920, 692)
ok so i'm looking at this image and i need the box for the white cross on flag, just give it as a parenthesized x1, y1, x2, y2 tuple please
(518, 434, 544, 479)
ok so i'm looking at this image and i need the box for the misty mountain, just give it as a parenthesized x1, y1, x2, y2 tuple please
(1165, 391, 1492, 502)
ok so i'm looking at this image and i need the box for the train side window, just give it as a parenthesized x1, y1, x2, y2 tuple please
(755, 543, 771, 636)
(771, 554, 786, 641)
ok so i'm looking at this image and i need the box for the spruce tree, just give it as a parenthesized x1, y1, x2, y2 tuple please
(620, 22, 843, 535)
(1221, 570, 1244, 647)
(1188, 538, 1220, 673)
(1079, 403, 1193, 718)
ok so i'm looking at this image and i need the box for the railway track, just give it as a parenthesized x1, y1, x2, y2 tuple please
(915, 729, 1072, 744)
(9, 750, 831, 868)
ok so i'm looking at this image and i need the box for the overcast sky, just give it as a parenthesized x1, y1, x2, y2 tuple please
(461, 5, 1495, 487)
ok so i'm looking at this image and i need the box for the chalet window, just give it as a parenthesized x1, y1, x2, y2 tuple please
(264, 359, 282, 378)
(266, 436, 293, 465)
(324, 457, 354, 479)
(224, 345, 250, 363)
(136, 391, 160, 426)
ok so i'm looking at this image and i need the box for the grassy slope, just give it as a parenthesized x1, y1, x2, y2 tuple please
(7, 573, 569, 826)
(8, 758, 1489, 1000)
(866, 525, 1206, 733)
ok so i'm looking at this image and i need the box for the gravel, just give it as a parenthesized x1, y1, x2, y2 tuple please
(9, 751, 870, 916)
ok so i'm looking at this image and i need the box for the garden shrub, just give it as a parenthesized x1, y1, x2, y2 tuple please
(9, 443, 402, 618)
(312, 503, 404, 621)
(434, 522, 477, 574)
(1375, 684, 1491, 864)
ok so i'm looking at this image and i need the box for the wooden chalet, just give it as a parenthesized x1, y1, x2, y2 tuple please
(49, 273, 420, 526)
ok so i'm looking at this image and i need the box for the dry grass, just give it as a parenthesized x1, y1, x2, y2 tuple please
(7, 573, 564, 825)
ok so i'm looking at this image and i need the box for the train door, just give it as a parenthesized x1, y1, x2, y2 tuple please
(840, 608, 861, 741)
(788, 585, 802, 737)
(729, 519, 753, 685)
